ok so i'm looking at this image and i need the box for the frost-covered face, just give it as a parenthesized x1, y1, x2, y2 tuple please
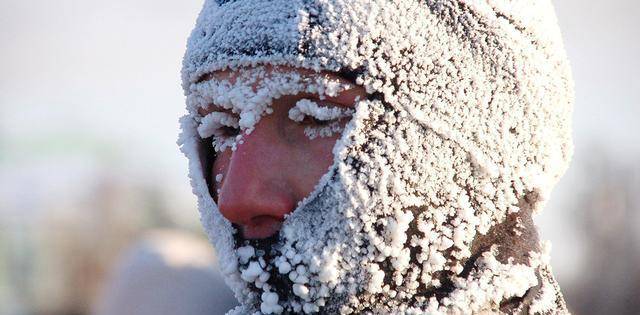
(198, 66, 366, 240)
(180, 0, 574, 313)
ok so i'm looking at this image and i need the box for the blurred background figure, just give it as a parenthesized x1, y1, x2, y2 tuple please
(0, 0, 637, 314)
(94, 230, 236, 315)
(554, 150, 640, 315)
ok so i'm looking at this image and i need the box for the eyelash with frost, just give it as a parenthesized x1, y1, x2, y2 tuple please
(289, 99, 354, 139)
(288, 99, 354, 122)
(197, 112, 240, 152)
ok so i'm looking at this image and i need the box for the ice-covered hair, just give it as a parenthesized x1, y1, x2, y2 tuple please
(178, 0, 573, 313)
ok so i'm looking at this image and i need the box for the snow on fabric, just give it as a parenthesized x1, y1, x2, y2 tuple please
(178, 0, 573, 314)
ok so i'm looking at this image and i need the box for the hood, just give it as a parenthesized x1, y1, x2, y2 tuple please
(178, 0, 574, 314)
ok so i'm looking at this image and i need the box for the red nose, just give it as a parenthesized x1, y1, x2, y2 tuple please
(216, 124, 296, 239)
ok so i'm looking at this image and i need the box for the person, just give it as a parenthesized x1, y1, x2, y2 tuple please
(178, 0, 574, 314)
(95, 230, 237, 315)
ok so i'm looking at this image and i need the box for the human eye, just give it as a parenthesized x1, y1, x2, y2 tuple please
(197, 111, 241, 152)
(300, 115, 332, 126)
(288, 99, 354, 139)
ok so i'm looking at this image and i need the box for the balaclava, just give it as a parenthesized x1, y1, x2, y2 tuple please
(178, 0, 574, 314)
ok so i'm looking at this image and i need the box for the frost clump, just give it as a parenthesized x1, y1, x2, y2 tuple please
(261, 291, 283, 314)
(236, 246, 254, 264)
(240, 261, 263, 283)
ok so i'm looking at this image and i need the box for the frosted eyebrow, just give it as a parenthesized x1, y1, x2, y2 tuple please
(289, 99, 354, 122)
(291, 92, 361, 108)
(314, 78, 365, 107)
(195, 70, 364, 106)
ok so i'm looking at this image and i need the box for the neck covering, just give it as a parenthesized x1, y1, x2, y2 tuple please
(178, 0, 574, 314)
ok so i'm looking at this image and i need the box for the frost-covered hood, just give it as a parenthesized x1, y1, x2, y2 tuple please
(178, 0, 574, 314)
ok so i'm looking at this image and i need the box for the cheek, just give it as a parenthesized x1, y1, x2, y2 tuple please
(293, 134, 341, 193)
(309, 135, 339, 166)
